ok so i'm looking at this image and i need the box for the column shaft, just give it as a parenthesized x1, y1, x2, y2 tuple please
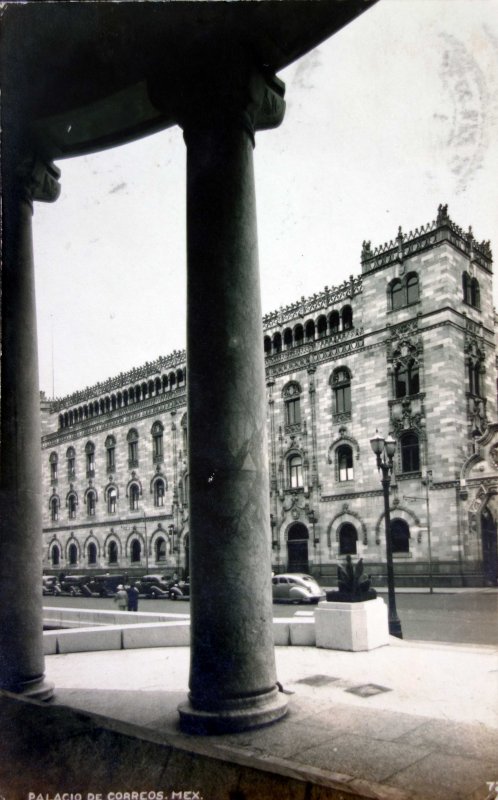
(179, 123, 287, 733)
(0, 160, 55, 699)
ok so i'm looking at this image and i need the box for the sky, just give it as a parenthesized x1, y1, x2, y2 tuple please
(32, 0, 498, 399)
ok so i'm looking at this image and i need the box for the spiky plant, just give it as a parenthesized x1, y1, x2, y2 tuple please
(326, 555, 377, 602)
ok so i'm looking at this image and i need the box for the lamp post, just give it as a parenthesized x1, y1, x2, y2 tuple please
(168, 523, 180, 575)
(143, 511, 149, 574)
(370, 430, 403, 639)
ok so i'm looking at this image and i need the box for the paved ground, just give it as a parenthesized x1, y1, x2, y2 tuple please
(41, 636, 498, 800)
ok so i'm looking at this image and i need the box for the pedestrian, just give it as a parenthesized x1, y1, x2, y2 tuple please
(114, 584, 128, 611)
(126, 582, 139, 612)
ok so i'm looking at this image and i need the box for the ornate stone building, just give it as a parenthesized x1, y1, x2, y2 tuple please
(41, 206, 498, 587)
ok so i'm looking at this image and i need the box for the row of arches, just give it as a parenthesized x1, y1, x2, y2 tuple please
(48, 528, 188, 568)
(264, 305, 353, 355)
(49, 474, 168, 521)
(58, 368, 186, 429)
(282, 519, 411, 573)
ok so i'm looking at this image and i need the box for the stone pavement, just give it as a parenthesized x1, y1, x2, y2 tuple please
(1, 636, 492, 800)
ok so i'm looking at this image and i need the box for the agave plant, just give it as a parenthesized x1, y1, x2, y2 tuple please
(326, 555, 376, 602)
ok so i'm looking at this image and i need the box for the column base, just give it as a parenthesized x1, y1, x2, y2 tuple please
(178, 686, 288, 734)
(4, 676, 55, 702)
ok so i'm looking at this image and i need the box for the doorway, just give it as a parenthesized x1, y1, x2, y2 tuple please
(481, 508, 497, 585)
(287, 522, 309, 573)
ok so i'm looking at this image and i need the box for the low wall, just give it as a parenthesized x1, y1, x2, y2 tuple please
(43, 607, 316, 654)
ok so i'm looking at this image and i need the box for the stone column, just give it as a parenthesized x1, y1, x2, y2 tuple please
(177, 66, 288, 733)
(0, 151, 60, 699)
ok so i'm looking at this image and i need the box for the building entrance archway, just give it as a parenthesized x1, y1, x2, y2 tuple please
(287, 522, 309, 573)
(481, 508, 497, 585)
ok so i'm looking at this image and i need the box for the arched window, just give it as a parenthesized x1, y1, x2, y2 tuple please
(283, 381, 302, 430)
(88, 542, 97, 565)
(471, 278, 480, 309)
(391, 279, 403, 310)
(317, 315, 327, 338)
(85, 441, 95, 478)
(127, 428, 139, 468)
(272, 332, 282, 353)
(339, 523, 358, 555)
(342, 305, 353, 331)
(288, 454, 303, 489)
(51, 544, 60, 567)
(86, 490, 96, 516)
(337, 445, 354, 482)
(66, 446, 76, 479)
(305, 320, 315, 342)
(406, 273, 419, 305)
(283, 328, 293, 350)
(129, 483, 140, 511)
(294, 324, 304, 347)
(329, 310, 340, 334)
(400, 432, 420, 473)
(468, 362, 482, 397)
(390, 519, 410, 553)
(68, 493, 77, 519)
(108, 540, 118, 564)
(153, 478, 166, 507)
(151, 421, 164, 463)
(68, 542, 78, 566)
(49, 452, 58, 483)
(50, 496, 59, 522)
(395, 360, 419, 398)
(131, 539, 141, 563)
(155, 537, 167, 562)
(463, 272, 480, 309)
(107, 487, 117, 514)
(332, 368, 351, 418)
(105, 435, 116, 472)
(264, 336, 272, 355)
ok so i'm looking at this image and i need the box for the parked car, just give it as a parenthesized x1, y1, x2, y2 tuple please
(169, 580, 190, 600)
(59, 574, 89, 596)
(272, 573, 325, 604)
(42, 575, 61, 595)
(137, 574, 170, 598)
(83, 574, 127, 597)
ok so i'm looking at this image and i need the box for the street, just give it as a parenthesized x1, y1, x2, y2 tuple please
(43, 589, 498, 646)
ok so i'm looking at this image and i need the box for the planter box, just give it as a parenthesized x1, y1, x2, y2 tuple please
(315, 596, 389, 651)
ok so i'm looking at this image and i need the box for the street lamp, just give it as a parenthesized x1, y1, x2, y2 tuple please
(168, 523, 180, 573)
(370, 430, 403, 638)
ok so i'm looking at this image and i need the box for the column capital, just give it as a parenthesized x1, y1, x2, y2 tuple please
(149, 58, 285, 146)
(16, 156, 61, 205)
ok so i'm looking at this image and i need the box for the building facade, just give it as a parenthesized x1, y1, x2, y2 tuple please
(41, 205, 498, 586)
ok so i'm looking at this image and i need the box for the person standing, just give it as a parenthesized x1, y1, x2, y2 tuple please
(114, 584, 128, 611)
(126, 583, 139, 612)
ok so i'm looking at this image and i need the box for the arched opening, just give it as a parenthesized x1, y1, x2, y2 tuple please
(51, 544, 60, 567)
(481, 507, 497, 585)
(338, 523, 357, 555)
(88, 542, 97, 566)
(68, 542, 78, 566)
(287, 522, 309, 573)
(108, 540, 118, 565)
(390, 519, 410, 553)
(155, 537, 167, 563)
(131, 539, 141, 563)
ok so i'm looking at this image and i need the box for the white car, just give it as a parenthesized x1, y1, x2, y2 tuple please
(272, 573, 325, 604)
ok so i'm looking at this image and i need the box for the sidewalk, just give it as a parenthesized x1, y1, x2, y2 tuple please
(9, 637, 490, 800)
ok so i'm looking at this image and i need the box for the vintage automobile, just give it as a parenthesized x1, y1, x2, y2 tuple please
(83, 574, 127, 597)
(271, 573, 325, 604)
(42, 575, 61, 595)
(168, 580, 190, 600)
(136, 574, 171, 598)
(59, 574, 89, 596)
